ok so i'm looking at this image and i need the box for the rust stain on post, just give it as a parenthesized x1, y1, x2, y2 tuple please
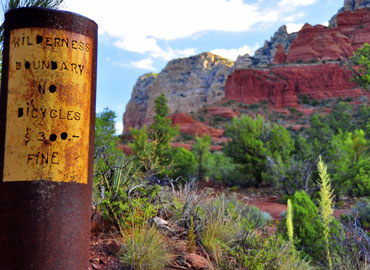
(4, 28, 92, 183)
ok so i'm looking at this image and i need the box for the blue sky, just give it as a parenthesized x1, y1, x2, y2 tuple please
(3, 0, 345, 133)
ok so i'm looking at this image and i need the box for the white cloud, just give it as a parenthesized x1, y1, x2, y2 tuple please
(279, 0, 317, 7)
(112, 58, 156, 71)
(64, 0, 320, 62)
(322, 21, 329, 27)
(286, 23, 304, 33)
(283, 12, 305, 22)
(130, 58, 156, 71)
(113, 36, 161, 54)
(211, 44, 259, 61)
(151, 47, 197, 61)
(66, 0, 279, 40)
(64, 0, 279, 60)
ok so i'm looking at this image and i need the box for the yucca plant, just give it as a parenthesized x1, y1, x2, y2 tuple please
(286, 199, 295, 261)
(317, 156, 334, 269)
(96, 155, 142, 229)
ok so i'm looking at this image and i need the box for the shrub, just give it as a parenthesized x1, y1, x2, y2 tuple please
(312, 99, 319, 106)
(241, 237, 313, 270)
(192, 134, 212, 180)
(278, 190, 325, 260)
(289, 107, 296, 114)
(181, 133, 195, 141)
(206, 152, 245, 185)
(120, 226, 171, 270)
(214, 115, 229, 123)
(198, 194, 270, 267)
(346, 198, 370, 230)
(348, 43, 370, 89)
(331, 215, 370, 270)
(224, 115, 294, 187)
(169, 147, 197, 180)
(330, 130, 370, 196)
(300, 94, 311, 105)
(96, 154, 163, 230)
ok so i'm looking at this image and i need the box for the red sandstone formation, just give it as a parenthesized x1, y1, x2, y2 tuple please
(171, 142, 192, 151)
(337, 9, 370, 49)
(225, 64, 367, 109)
(207, 107, 240, 119)
(118, 144, 134, 156)
(170, 113, 224, 138)
(285, 9, 370, 63)
(212, 137, 229, 144)
(272, 44, 286, 64)
(286, 24, 353, 63)
(170, 112, 195, 125)
(210, 145, 223, 152)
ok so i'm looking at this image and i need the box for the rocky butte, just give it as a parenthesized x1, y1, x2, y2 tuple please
(123, 0, 370, 136)
(123, 53, 233, 133)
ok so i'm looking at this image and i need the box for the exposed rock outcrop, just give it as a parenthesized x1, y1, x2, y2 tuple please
(123, 73, 154, 132)
(272, 44, 286, 64)
(225, 64, 366, 109)
(343, 0, 370, 11)
(336, 9, 370, 50)
(123, 53, 233, 132)
(329, 0, 370, 27)
(249, 25, 298, 67)
(170, 113, 224, 138)
(207, 107, 240, 119)
(225, 6, 370, 108)
(285, 24, 353, 63)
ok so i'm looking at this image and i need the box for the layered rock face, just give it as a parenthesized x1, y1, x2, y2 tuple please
(225, 7, 370, 107)
(330, 0, 370, 27)
(170, 113, 223, 138)
(123, 52, 233, 132)
(285, 24, 353, 63)
(237, 25, 298, 68)
(343, 0, 370, 11)
(225, 64, 364, 108)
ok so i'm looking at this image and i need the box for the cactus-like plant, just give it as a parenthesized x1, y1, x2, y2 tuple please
(317, 156, 334, 269)
(286, 199, 295, 256)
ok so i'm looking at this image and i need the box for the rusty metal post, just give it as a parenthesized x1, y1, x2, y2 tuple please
(0, 8, 97, 270)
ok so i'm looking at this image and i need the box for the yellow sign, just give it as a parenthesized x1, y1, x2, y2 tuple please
(3, 28, 93, 183)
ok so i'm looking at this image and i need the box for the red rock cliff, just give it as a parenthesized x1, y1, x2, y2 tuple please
(225, 64, 364, 108)
(225, 8, 370, 108)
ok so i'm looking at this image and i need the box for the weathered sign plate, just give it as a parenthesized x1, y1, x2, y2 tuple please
(3, 28, 92, 183)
